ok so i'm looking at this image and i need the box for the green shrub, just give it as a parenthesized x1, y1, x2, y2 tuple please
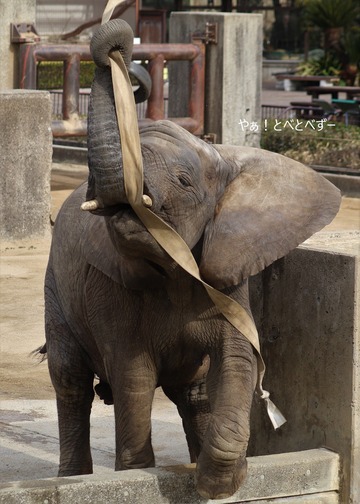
(37, 60, 145, 90)
(296, 53, 343, 77)
(261, 120, 360, 169)
(37, 61, 96, 89)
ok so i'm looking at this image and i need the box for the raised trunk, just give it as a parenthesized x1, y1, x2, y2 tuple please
(87, 66, 127, 207)
(86, 19, 134, 207)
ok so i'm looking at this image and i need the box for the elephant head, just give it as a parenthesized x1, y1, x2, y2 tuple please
(85, 19, 340, 290)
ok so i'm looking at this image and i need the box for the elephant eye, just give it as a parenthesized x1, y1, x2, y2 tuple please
(178, 174, 191, 187)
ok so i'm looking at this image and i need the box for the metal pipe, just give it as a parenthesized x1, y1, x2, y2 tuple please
(33, 45, 92, 61)
(26, 43, 200, 64)
(133, 44, 201, 61)
(52, 116, 201, 138)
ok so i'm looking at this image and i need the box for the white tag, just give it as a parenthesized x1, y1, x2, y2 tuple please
(260, 390, 287, 429)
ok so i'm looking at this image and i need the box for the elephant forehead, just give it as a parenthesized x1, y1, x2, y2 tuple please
(141, 133, 197, 159)
(141, 141, 202, 177)
(140, 120, 216, 158)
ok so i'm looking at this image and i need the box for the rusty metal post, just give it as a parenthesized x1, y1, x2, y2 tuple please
(146, 55, 164, 120)
(188, 39, 205, 136)
(18, 44, 37, 89)
(63, 53, 81, 119)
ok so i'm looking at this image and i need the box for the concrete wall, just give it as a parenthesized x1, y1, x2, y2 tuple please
(0, 0, 36, 91)
(0, 91, 52, 240)
(169, 13, 263, 147)
(249, 230, 360, 504)
(0, 449, 339, 503)
(324, 173, 360, 198)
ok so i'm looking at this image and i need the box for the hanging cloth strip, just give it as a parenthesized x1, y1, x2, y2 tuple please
(87, 0, 286, 429)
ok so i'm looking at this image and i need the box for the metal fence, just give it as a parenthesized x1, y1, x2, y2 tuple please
(50, 89, 168, 121)
(261, 105, 293, 120)
(262, 104, 325, 120)
(18, 41, 204, 137)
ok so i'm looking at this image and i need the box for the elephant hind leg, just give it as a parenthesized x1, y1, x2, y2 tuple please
(46, 304, 94, 476)
(163, 378, 210, 463)
(55, 384, 94, 477)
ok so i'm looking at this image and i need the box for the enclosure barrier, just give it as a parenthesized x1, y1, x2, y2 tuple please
(0, 90, 52, 240)
(0, 449, 339, 504)
(17, 41, 205, 137)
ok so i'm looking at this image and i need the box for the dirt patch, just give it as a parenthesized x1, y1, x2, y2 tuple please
(0, 170, 85, 402)
(0, 240, 54, 401)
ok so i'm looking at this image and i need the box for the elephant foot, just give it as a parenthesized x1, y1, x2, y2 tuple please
(58, 464, 93, 477)
(115, 446, 155, 471)
(195, 457, 247, 500)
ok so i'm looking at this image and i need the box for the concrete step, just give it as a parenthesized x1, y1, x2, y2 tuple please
(0, 448, 339, 504)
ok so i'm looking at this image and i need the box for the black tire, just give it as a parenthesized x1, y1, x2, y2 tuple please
(129, 62, 152, 103)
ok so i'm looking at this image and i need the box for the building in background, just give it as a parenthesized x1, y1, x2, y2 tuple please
(36, 0, 138, 40)
(34, 1, 305, 53)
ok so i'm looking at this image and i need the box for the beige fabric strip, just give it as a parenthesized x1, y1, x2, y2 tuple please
(102, 0, 122, 24)
(101, 0, 286, 429)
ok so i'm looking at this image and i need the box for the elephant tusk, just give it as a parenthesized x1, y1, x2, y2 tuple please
(81, 198, 152, 211)
(81, 199, 100, 211)
(141, 194, 153, 208)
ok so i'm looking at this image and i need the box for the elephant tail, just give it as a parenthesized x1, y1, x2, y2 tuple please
(31, 344, 47, 362)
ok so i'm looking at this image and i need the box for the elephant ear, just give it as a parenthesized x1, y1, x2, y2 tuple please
(200, 145, 341, 289)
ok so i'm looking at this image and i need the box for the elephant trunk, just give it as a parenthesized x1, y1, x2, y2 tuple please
(86, 19, 134, 208)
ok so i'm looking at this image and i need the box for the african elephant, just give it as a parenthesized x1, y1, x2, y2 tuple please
(43, 19, 341, 499)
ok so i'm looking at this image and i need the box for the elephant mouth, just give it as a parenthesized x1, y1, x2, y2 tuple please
(145, 258, 167, 277)
(111, 205, 147, 236)
(89, 201, 130, 217)
(106, 204, 172, 268)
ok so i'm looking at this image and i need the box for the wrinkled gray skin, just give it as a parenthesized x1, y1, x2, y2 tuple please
(44, 19, 341, 500)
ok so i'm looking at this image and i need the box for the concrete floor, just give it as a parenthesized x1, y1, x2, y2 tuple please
(0, 392, 189, 483)
(0, 156, 359, 485)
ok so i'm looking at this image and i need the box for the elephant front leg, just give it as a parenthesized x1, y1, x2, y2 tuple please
(196, 337, 257, 500)
(112, 363, 157, 470)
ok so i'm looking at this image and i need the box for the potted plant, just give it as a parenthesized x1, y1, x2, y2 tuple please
(297, 0, 360, 83)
